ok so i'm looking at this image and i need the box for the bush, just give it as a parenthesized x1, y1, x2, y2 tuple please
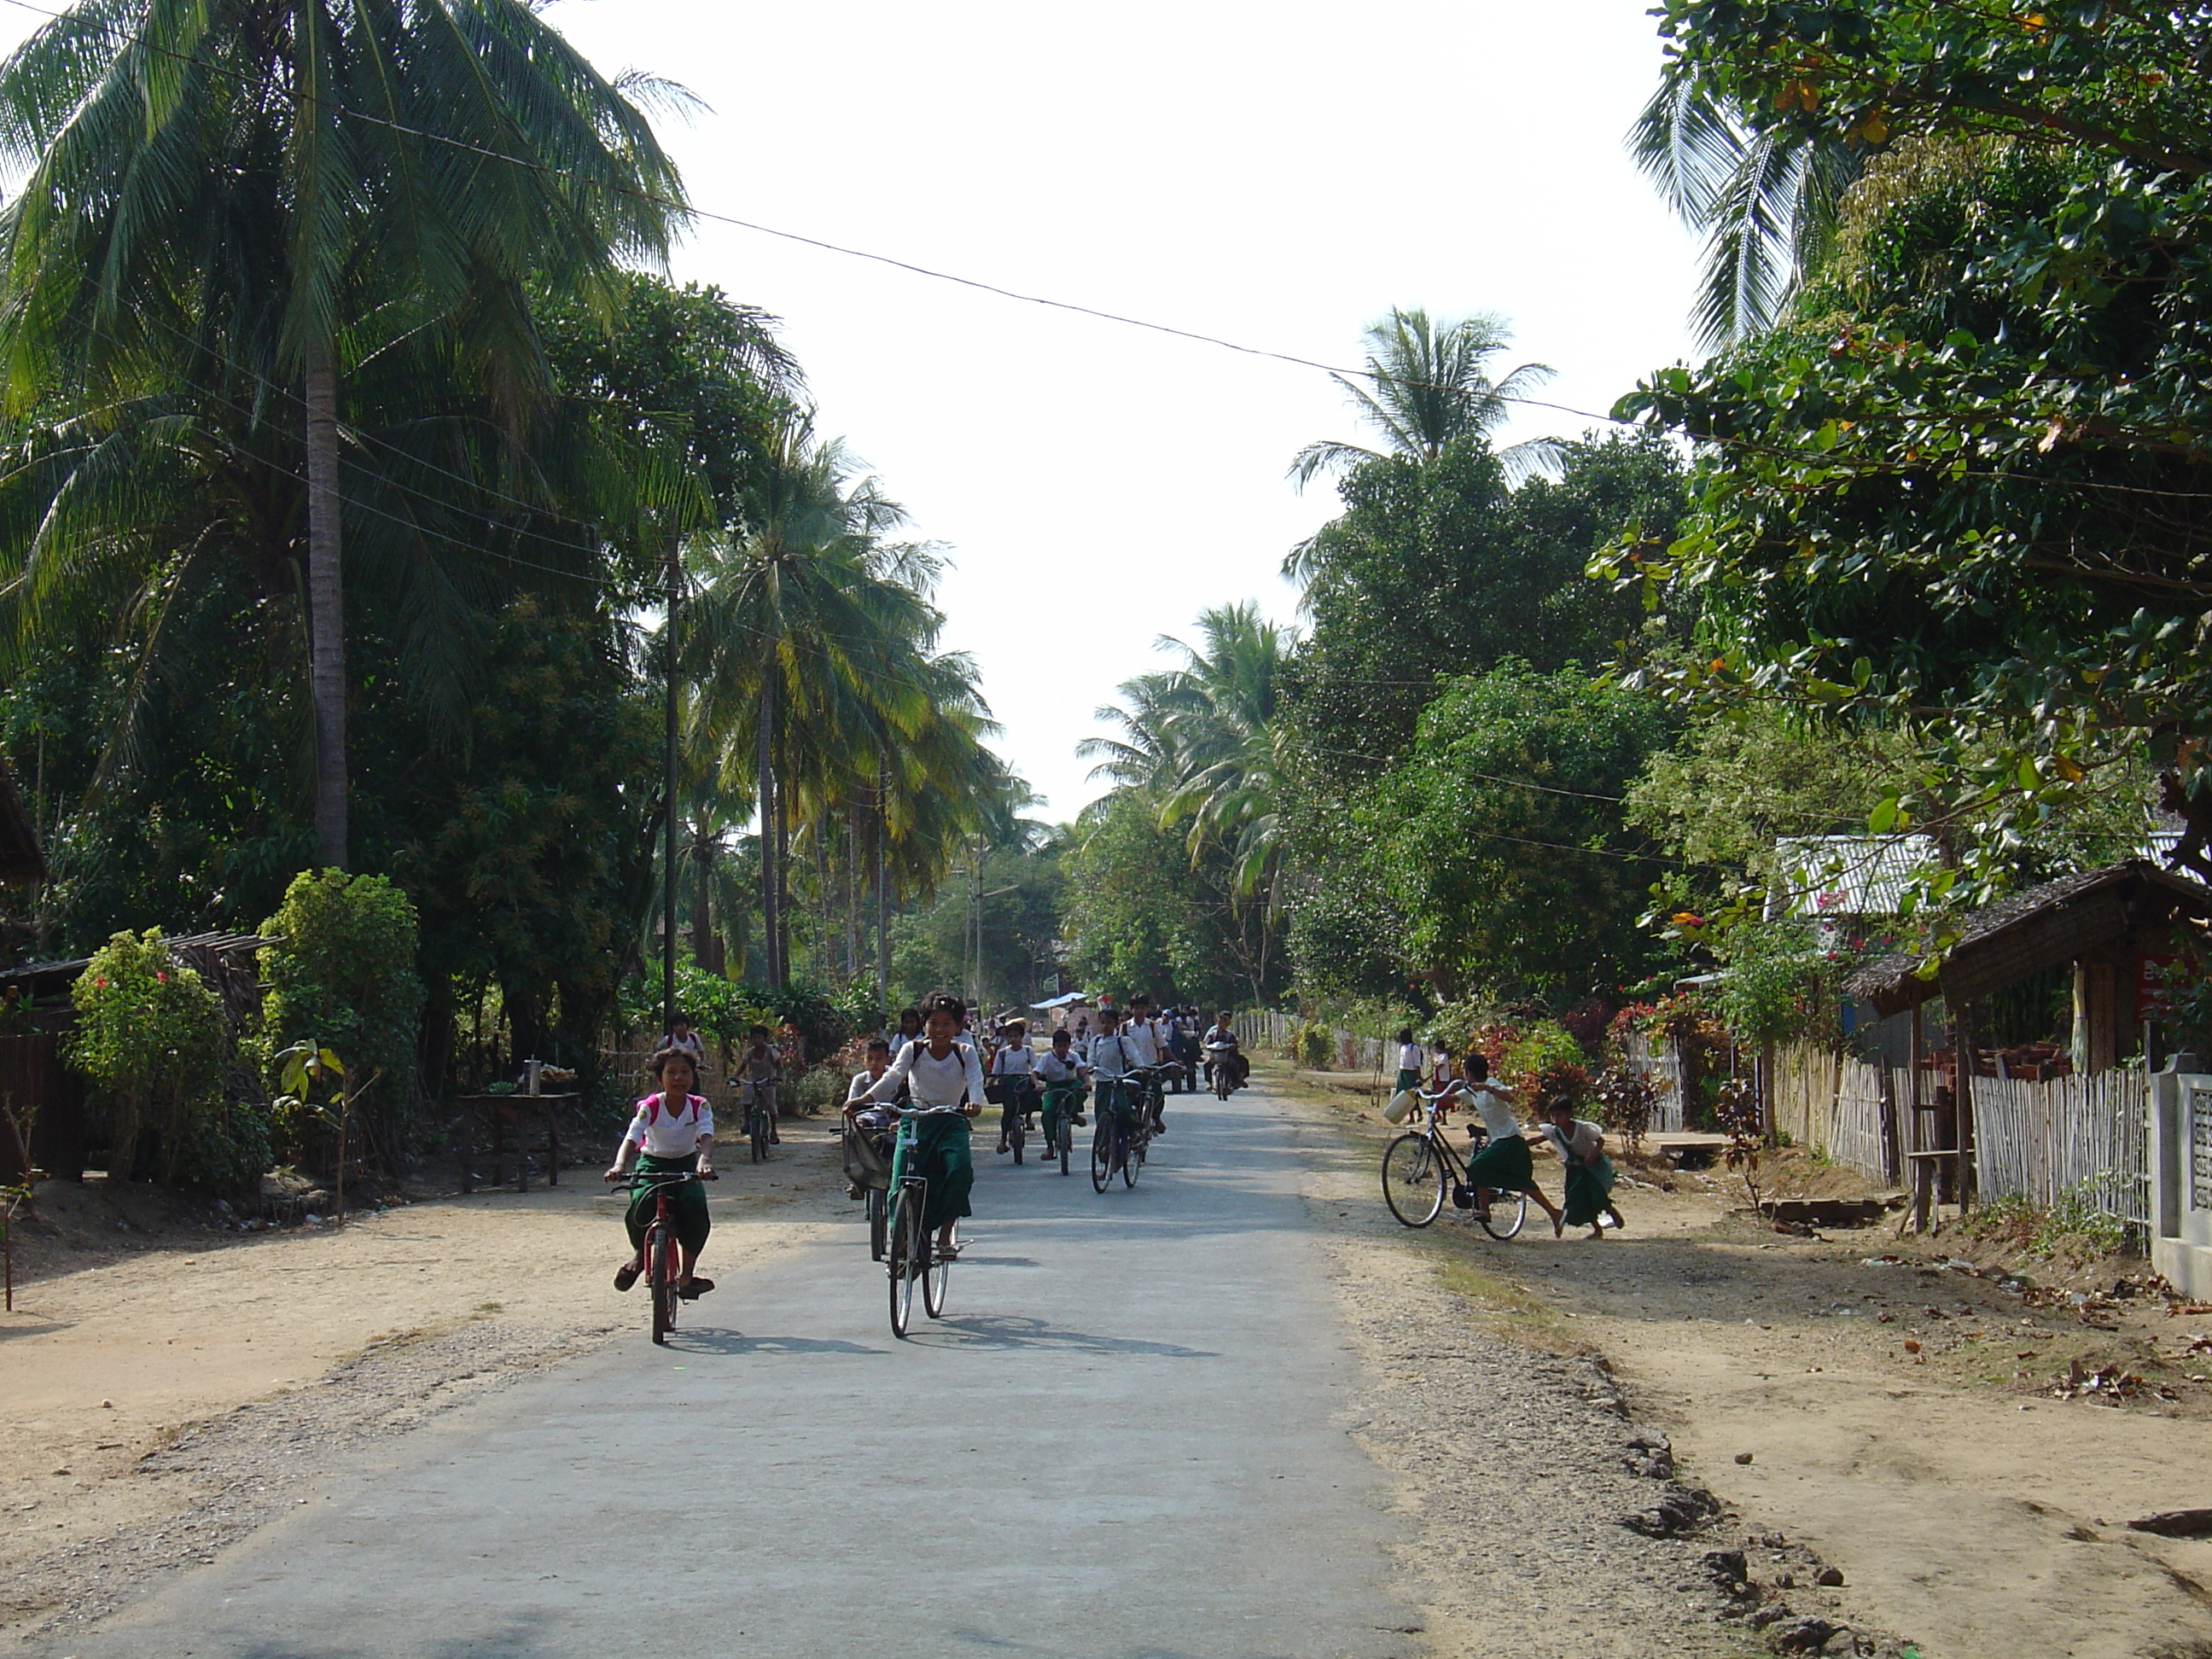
(170, 1097, 273, 1197)
(1499, 1019, 1590, 1108)
(66, 929, 224, 1182)
(260, 870, 424, 1161)
(1295, 1021, 1334, 1070)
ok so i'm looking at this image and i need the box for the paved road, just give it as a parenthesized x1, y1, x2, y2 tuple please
(55, 1083, 1422, 1659)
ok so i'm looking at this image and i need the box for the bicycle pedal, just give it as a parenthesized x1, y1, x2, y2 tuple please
(1451, 1184, 1476, 1209)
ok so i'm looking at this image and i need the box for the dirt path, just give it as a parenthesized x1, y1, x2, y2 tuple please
(0, 1138, 844, 1639)
(1262, 1059, 2212, 1659)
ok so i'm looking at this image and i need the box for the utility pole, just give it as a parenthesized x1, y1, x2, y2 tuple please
(662, 538, 680, 1038)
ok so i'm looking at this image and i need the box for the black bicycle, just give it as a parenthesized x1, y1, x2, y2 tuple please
(996, 1076, 1035, 1164)
(745, 1083, 774, 1163)
(1381, 1089, 1527, 1239)
(1090, 1073, 1154, 1191)
(886, 1104, 965, 1337)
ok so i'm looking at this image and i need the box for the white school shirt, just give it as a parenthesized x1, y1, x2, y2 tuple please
(1397, 1041, 1423, 1074)
(622, 1091, 713, 1158)
(847, 1068, 889, 1103)
(1120, 1019, 1163, 1067)
(863, 1039, 987, 1110)
(1463, 1082, 1522, 1143)
(1086, 1031, 1142, 1082)
(992, 1040, 1035, 1077)
(1541, 1119, 1604, 1163)
(1036, 1050, 1083, 1086)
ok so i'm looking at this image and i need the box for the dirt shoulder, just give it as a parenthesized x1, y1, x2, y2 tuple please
(0, 1134, 844, 1639)
(1255, 1058, 2212, 1659)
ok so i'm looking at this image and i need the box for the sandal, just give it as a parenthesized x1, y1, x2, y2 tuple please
(678, 1276, 715, 1299)
(614, 1261, 641, 1293)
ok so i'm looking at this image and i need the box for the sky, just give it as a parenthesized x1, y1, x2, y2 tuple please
(0, 0, 1706, 821)
(544, 0, 1706, 820)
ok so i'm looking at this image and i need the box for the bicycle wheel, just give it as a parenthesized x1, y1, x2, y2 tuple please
(1009, 1109, 1025, 1165)
(866, 1185, 888, 1260)
(1090, 1122, 1113, 1191)
(750, 1108, 771, 1163)
(1480, 1188, 1529, 1240)
(888, 1186, 920, 1338)
(649, 1225, 678, 1344)
(1382, 1133, 1447, 1228)
(1057, 1113, 1073, 1174)
(1122, 1132, 1142, 1188)
(923, 1221, 953, 1318)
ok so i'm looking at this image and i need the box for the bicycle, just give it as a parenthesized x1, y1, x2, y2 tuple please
(608, 1167, 717, 1345)
(1381, 1090, 1527, 1239)
(996, 1077, 1035, 1165)
(1090, 1072, 1154, 1191)
(1041, 1083, 1085, 1176)
(745, 1082, 775, 1162)
(886, 1103, 967, 1338)
(1205, 1047, 1240, 1100)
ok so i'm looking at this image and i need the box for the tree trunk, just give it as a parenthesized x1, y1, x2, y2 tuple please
(693, 823, 718, 975)
(875, 768, 890, 997)
(757, 678, 783, 991)
(661, 541, 680, 1032)
(304, 346, 349, 869)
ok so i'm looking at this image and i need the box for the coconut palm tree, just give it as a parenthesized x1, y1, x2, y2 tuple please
(684, 416, 994, 988)
(1289, 307, 1561, 492)
(0, 0, 687, 867)
(1628, 69, 1865, 349)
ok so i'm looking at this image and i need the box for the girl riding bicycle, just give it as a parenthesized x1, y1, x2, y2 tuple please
(607, 1048, 716, 1299)
(856, 992, 983, 1254)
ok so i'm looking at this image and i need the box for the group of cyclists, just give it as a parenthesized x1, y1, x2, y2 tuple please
(607, 992, 1252, 1298)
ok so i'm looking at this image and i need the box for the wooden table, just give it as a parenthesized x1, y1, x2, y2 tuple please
(457, 1093, 578, 1193)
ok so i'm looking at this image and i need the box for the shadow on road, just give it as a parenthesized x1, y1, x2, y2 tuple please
(908, 1313, 1216, 1357)
(664, 1329, 888, 1356)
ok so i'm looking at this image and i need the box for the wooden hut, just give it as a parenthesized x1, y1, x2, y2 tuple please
(1843, 860, 2212, 1221)
(1846, 859, 2212, 1069)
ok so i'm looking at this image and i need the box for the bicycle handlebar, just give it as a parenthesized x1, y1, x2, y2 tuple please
(606, 1168, 717, 1184)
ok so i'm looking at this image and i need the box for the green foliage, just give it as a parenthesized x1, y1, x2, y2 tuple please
(1377, 664, 1674, 1000)
(167, 1096, 271, 1198)
(1611, 4, 2212, 895)
(1961, 1181, 2130, 1260)
(259, 871, 423, 1149)
(1064, 790, 1251, 1010)
(1709, 921, 1845, 1050)
(65, 929, 224, 1183)
(1294, 1022, 1334, 1070)
(1499, 1020, 1592, 1108)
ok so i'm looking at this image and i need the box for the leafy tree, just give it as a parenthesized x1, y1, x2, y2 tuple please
(1377, 665, 1674, 1000)
(0, 0, 685, 867)
(66, 928, 223, 1181)
(259, 868, 423, 1165)
(1610, 2, 2212, 894)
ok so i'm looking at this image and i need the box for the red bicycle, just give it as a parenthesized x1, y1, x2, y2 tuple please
(610, 1167, 716, 1344)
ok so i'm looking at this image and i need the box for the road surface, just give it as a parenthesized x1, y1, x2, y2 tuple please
(49, 1082, 1425, 1659)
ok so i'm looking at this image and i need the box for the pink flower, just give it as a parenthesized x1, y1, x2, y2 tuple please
(93, 976, 108, 988)
(155, 972, 167, 983)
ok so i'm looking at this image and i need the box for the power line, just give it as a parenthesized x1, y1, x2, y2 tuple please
(7, 0, 2212, 512)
